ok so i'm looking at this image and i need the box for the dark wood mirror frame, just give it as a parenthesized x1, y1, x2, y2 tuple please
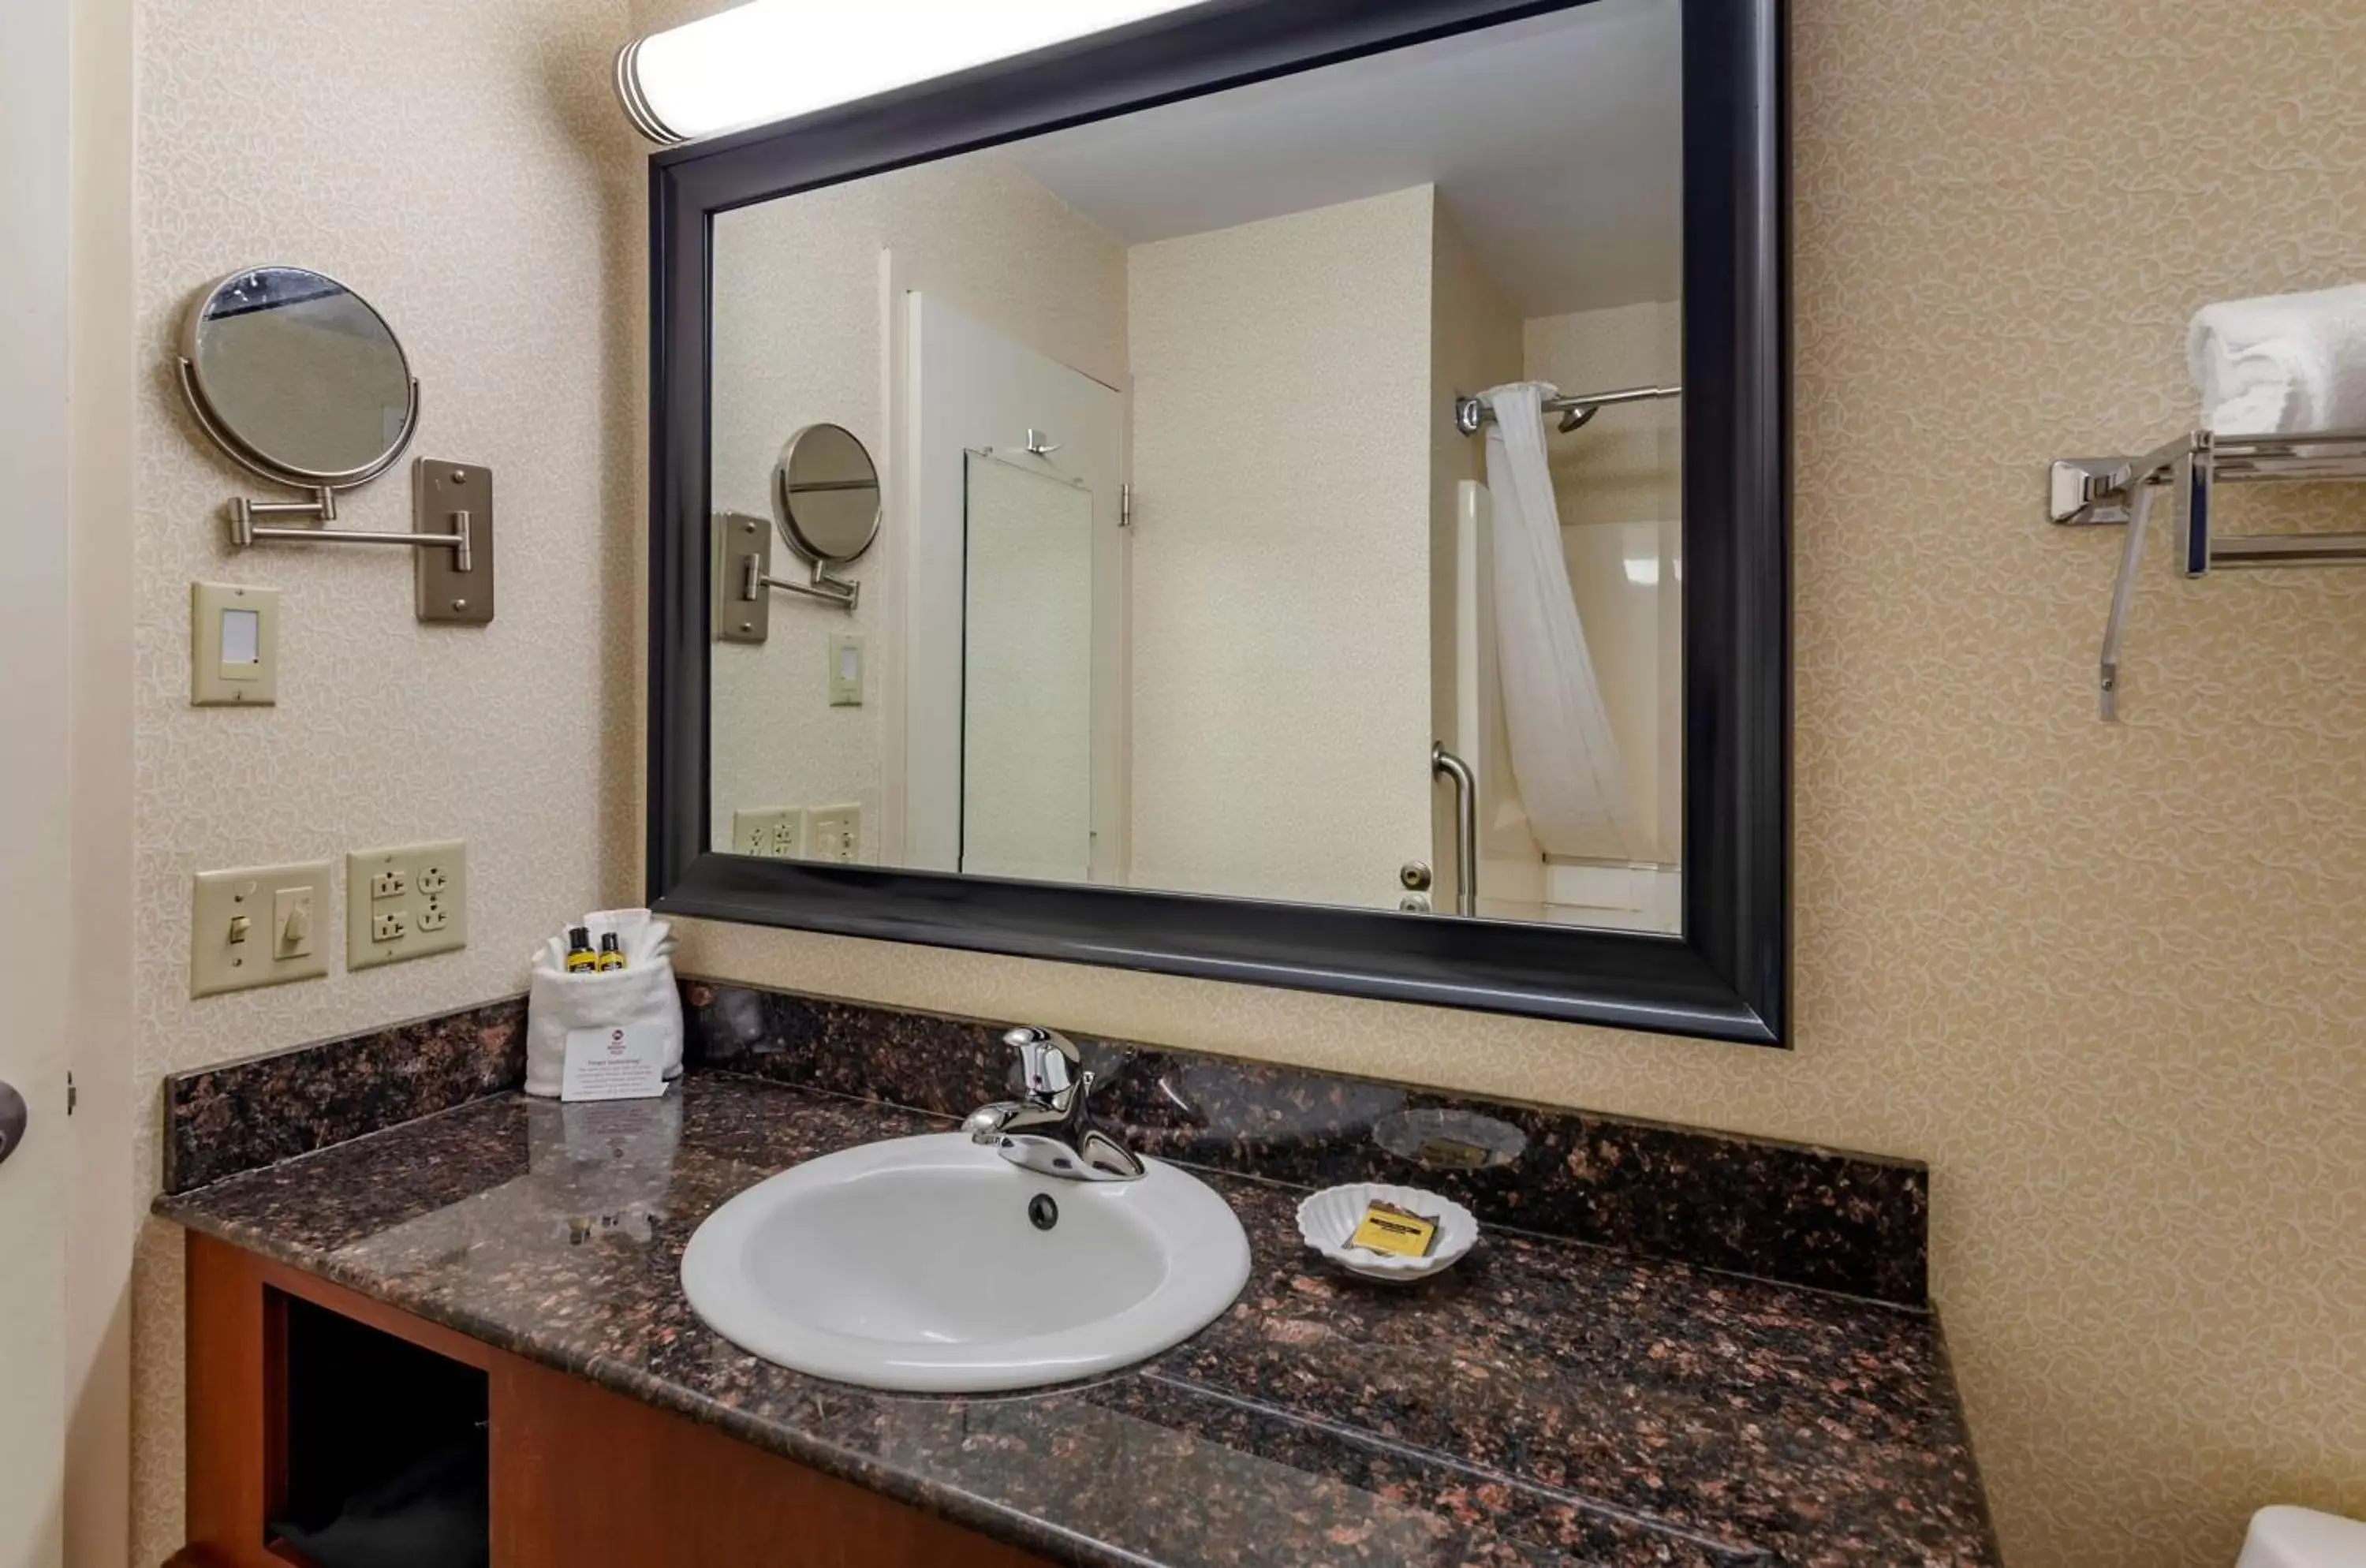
(646, 0, 1790, 1044)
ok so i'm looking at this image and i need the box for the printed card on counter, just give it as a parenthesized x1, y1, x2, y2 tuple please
(561, 1024, 670, 1103)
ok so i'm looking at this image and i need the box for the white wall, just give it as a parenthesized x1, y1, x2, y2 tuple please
(706, 154, 1128, 858)
(1125, 187, 1437, 910)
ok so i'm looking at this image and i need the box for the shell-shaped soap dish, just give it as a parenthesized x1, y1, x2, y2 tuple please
(1296, 1182, 1477, 1283)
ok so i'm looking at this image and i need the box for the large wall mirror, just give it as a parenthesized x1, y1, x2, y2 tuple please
(649, 0, 1788, 1043)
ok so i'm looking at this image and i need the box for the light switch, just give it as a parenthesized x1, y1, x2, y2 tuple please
(272, 885, 316, 958)
(808, 803, 861, 863)
(828, 633, 864, 707)
(191, 582, 279, 707)
(191, 861, 331, 996)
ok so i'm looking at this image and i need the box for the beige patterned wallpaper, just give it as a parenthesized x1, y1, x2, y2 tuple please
(125, 0, 641, 1559)
(677, 2, 2366, 1564)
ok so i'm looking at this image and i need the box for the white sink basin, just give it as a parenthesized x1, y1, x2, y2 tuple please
(681, 1133, 1251, 1392)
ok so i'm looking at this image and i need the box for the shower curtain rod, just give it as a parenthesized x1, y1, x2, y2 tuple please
(1454, 383, 1683, 436)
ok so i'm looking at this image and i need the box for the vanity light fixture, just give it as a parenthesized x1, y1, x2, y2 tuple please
(615, 0, 1214, 144)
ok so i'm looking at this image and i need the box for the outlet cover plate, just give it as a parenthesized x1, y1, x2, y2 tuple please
(192, 861, 332, 997)
(808, 803, 861, 863)
(730, 807, 805, 859)
(346, 840, 468, 970)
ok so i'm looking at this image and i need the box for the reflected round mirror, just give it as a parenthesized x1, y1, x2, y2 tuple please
(179, 267, 417, 487)
(772, 423, 881, 566)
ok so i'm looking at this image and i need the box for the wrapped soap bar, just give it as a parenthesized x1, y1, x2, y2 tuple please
(1348, 1199, 1439, 1258)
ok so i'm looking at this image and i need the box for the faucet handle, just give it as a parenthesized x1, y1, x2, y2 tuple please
(1002, 1025, 1080, 1101)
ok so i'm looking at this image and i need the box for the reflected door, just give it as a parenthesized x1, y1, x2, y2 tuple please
(901, 292, 1125, 881)
(963, 455, 1097, 881)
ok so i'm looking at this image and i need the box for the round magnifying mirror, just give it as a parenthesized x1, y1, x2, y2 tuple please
(773, 424, 881, 566)
(178, 266, 418, 487)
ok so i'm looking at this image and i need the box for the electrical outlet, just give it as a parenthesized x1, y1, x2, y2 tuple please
(347, 840, 466, 971)
(730, 807, 806, 859)
(808, 804, 861, 864)
(191, 861, 333, 997)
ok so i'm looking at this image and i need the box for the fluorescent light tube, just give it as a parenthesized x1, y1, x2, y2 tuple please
(618, 0, 1212, 144)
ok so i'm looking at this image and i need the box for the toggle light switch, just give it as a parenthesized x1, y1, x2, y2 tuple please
(191, 861, 331, 996)
(273, 885, 315, 958)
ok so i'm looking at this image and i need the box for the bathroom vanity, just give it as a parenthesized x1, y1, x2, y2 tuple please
(157, 987, 1997, 1568)
(176, 1229, 1046, 1568)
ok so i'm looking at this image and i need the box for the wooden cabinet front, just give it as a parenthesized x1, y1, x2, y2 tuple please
(181, 1234, 1051, 1568)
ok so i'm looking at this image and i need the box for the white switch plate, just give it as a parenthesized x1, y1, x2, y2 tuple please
(730, 807, 806, 858)
(808, 804, 861, 863)
(346, 840, 467, 970)
(191, 861, 331, 997)
(190, 582, 280, 707)
(827, 633, 864, 707)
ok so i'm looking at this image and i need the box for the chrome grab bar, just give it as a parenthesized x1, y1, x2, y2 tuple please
(1431, 743, 1477, 917)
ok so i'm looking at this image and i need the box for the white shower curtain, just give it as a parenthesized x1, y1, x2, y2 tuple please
(1479, 382, 1633, 858)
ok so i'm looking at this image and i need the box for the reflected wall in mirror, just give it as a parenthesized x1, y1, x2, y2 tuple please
(708, 0, 1685, 935)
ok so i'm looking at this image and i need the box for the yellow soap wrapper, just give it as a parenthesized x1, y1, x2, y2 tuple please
(1413, 1136, 1491, 1170)
(1348, 1200, 1439, 1258)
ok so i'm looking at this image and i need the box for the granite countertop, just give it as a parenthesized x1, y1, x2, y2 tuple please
(155, 1072, 1996, 1568)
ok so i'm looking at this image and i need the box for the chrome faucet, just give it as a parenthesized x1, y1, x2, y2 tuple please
(961, 1025, 1145, 1182)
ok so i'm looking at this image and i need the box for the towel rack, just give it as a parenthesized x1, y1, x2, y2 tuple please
(2050, 427, 2366, 719)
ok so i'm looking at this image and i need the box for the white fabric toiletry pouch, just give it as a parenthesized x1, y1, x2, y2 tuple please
(524, 909, 684, 1098)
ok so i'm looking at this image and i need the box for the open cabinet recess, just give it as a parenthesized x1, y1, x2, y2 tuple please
(176, 1234, 1051, 1568)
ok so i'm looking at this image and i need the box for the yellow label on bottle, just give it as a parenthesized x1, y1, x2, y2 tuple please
(565, 951, 596, 973)
(595, 952, 625, 972)
(1349, 1203, 1439, 1258)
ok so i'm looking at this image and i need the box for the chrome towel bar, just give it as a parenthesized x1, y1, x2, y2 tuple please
(2050, 427, 2366, 719)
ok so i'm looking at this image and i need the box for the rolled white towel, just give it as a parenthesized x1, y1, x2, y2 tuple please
(2188, 283, 2366, 435)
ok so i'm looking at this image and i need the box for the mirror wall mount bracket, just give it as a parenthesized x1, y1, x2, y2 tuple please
(647, 0, 1792, 1046)
(713, 510, 858, 642)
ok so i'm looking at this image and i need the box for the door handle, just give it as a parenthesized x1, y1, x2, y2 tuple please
(0, 1081, 26, 1167)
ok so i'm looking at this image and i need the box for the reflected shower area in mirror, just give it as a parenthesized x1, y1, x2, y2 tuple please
(708, 0, 1684, 934)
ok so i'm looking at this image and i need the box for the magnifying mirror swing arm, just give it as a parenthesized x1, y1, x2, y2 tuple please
(175, 353, 449, 553)
(193, 383, 469, 572)
(741, 533, 860, 610)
